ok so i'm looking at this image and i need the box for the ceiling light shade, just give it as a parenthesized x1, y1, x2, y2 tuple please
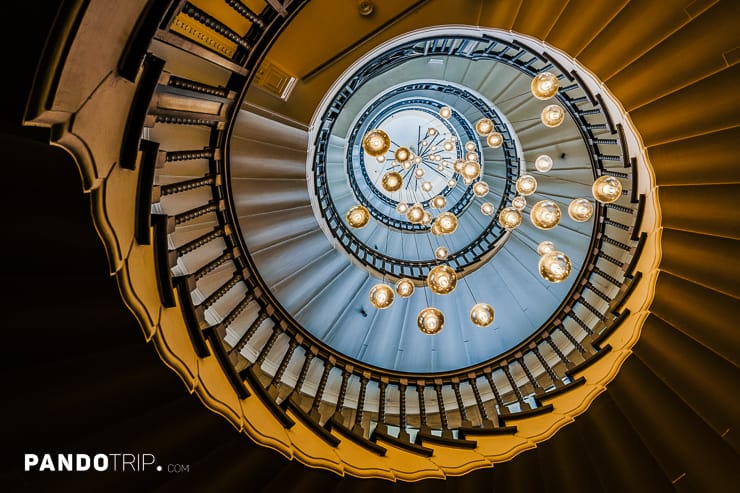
(537, 240, 557, 256)
(530, 199, 562, 230)
(407, 203, 424, 223)
(414, 168, 425, 179)
(531, 71, 560, 100)
(362, 129, 391, 157)
(516, 174, 538, 196)
(472, 181, 489, 197)
(396, 202, 409, 214)
(394, 146, 411, 163)
(439, 106, 452, 119)
(568, 198, 594, 222)
(435, 212, 458, 234)
(435, 246, 448, 260)
(461, 160, 481, 181)
(431, 195, 447, 209)
(541, 104, 565, 128)
(369, 283, 394, 309)
(346, 205, 370, 228)
(464, 141, 476, 152)
(381, 171, 402, 192)
(421, 210, 433, 225)
(538, 250, 572, 283)
(592, 175, 623, 203)
(512, 195, 527, 210)
(470, 303, 495, 327)
(421, 181, 433, 192)
(498, 206, 522, 229)
(486, 132, 503, 148)
(395, 278, 414, 298)
(534, 154, 553, 172)
(427, 265, 457, 295)
(481, 202, 495, 215)
(417, 307, 444, 335)
(475, 118, 494, 136)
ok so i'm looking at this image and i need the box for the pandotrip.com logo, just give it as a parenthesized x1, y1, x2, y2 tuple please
(24, 453, 190, 474)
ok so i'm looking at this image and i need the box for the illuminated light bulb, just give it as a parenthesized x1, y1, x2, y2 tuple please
(394, 146, 411, 163)
(592, 175, 623, 203)
(427, 127, 438, 136)
(498, 206, 522, 230)
(369, 283, 394, 309)
(541, 104, 565, 128)
(447, 179, 457, 188)
(418, 307, 444, 334)
(475, 118, 494, 136)
(534, 154, 553, 172)
(443, 141, 454, 151)
(396, 202, 409, 214)
(516, 174, 538, 196)
(402, 161, 412, 170)
(472, 181, 489, 197)
(450, 136, 457, 143)
(431, 145, 438, 152)
(430, 221, 442, 235)
(461, 160, 481, 181)
(413, 155, 422, 164)
(431, 195, 447, 209)
(376, 155, 386, 163)
(381, 171, 402, 192)
(486, 132, 503, 148)
(435, 212, 458, 235)
(465, 141, 476, 152)
(414, 168, 425, 179)
(537, 240, 556, 256)
(464, 177, 473, 185)
(395, 278, 415, 298)
(421, 181, 433, 192)
(531, 71, 560, 100)
(453, 159, 465, 172)
(481, 202, 494, 215)
(346, 205, 370, 228)
(539, 250, 572, 283)
(421, 210, 433, 226)
(362, 129, 391, 157)
(435, 246, 448, 260)
(466, 152, 479, 162)
(407, 203, 424, 224)
(568, 198, 594, 222)
(427, 265, 457, 295)
(421, 140, 429, 147)
(470, 303, 495, 327)
(530, 199, 561, 230)
(439, 106, 452, 119)
(512, 195, 526, 210)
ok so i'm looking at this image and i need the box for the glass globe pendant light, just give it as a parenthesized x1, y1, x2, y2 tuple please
(516, 174, 538, 196)
(512, 195, 526, 210)
(394, 146, 411, 163)
(592, 175, 623, 203)
(369, 283, 394, 309)
(396, 202, 409, 214)
(427, 265, 457, 295)
(481, 202, 495, 216)
(434, 212, 458, 235)
(461, 160, 481, 182)
(418, 307, 444, 335)
(538, 250, 572, 283)
(421, 181, 433, 192)
(568, 198, 594, 222)
(534, 154, 553, 172)
(498, 207, 522, 230)
(470, 303, 495, 327)
(362, 129, 391, 157)
(472, 181, 489, 197)
(531, 71, 559, 100)
(421, 210, 433, 226)
(431, 195, 447, 209)
(346, 205, 370, 228)
(439, 106, 452, 119)
(381, 171, 402, 192)
(464, 141, 476, 152)
(537, 240, 557, 256)
(541, 104, 565, 128)
(435, 246, 448, 260)
(395, 278, 414, 298)
(407, 203, 424, 224)
(486, 132, 503, 148)
(475, 118, 494, 136)
(530, 199, 562, 230)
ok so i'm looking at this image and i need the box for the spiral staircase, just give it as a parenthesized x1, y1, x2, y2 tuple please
(4, 0, 739, 491)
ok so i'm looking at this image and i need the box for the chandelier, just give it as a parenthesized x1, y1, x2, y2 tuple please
(347, 72, 622, 335)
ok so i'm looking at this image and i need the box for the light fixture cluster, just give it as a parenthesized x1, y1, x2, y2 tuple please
(347, 71, 625, 334)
